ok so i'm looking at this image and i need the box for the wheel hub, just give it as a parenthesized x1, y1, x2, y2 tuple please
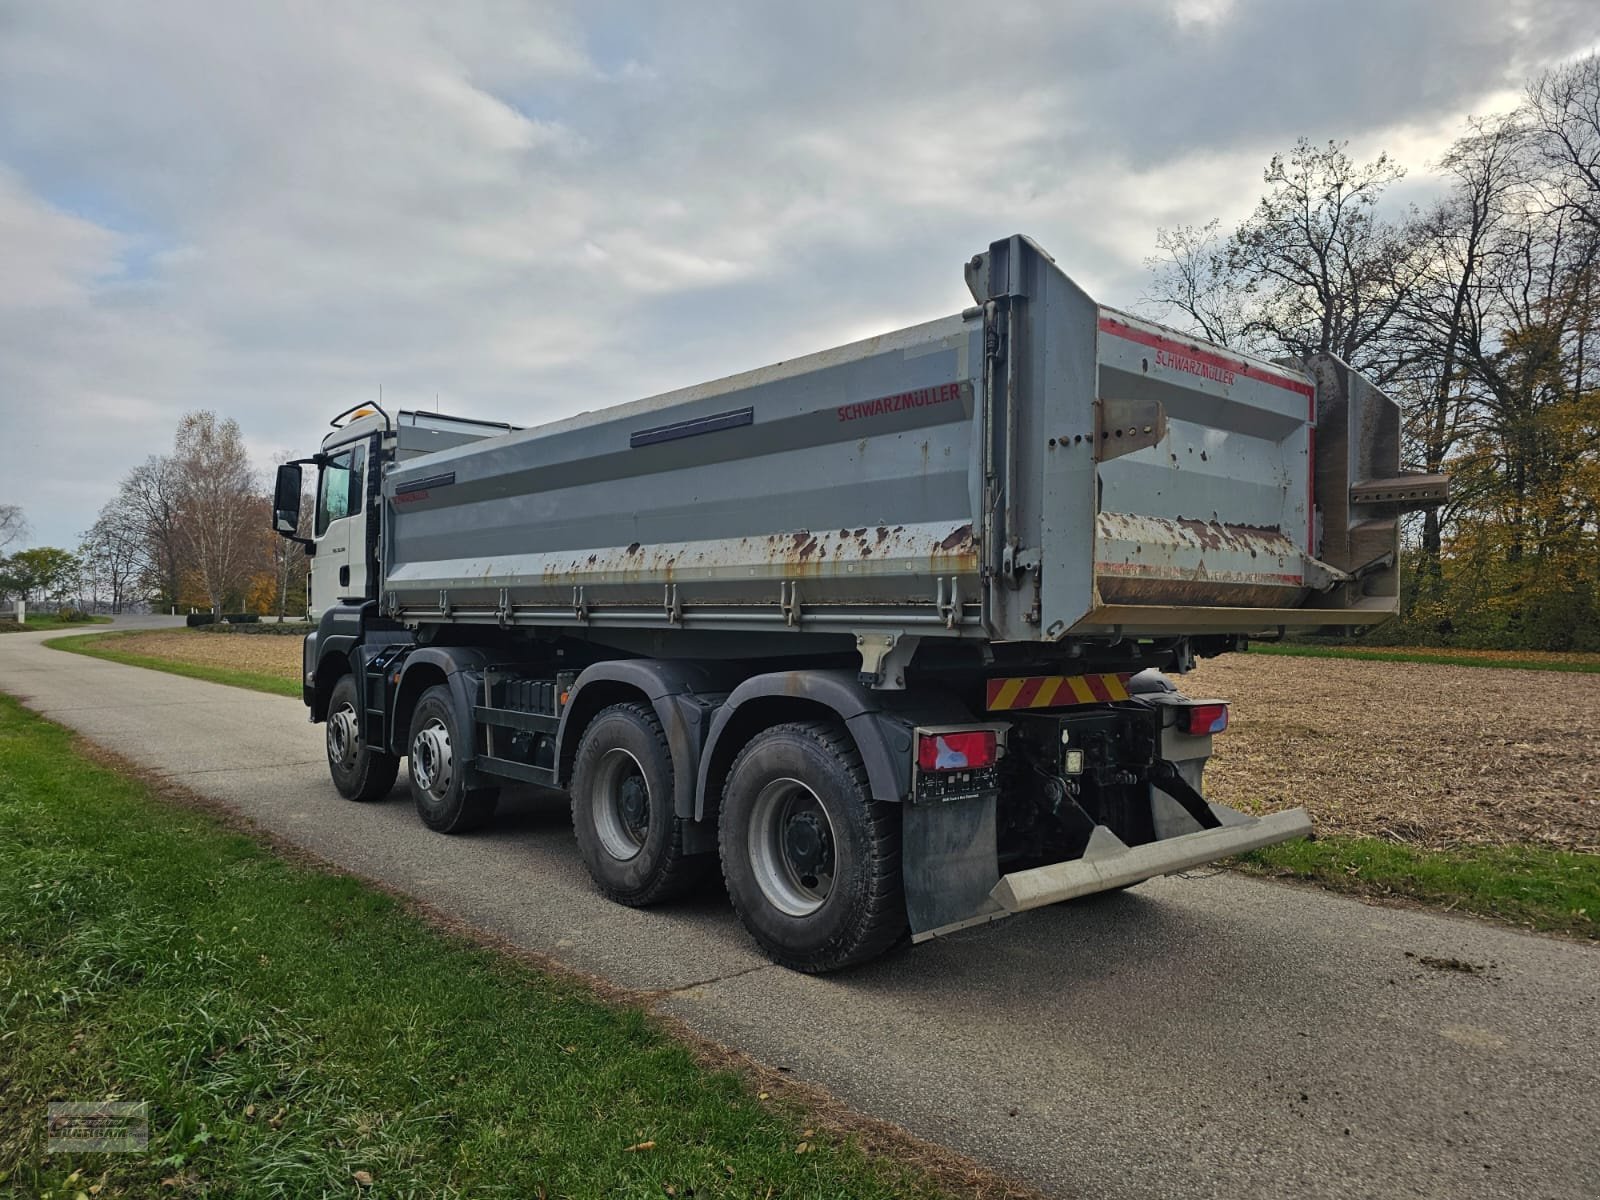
(593, 747, 650, 862)
(748, 778, 838, 916)
(327, 704, 360, 768)
(783, 811, 832, 879)
(411, 721, 453, 797)
(618, 776, 649, 831)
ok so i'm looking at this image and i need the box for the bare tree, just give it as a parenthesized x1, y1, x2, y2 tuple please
(1146, 139, 1421, 383)
(1227, 139, 1421, 381)
(116, 455, 186, 609)
(173, 411, 258, 614)
(1527, 54, 1600, 232)
(80, 503, 146, 613)
(0, 504, 28, 551)
(267, 466, 313, 619)
(1143, 220, 1256, 348)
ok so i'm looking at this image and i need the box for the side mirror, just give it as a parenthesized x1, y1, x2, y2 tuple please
(273, 463, 303, 535)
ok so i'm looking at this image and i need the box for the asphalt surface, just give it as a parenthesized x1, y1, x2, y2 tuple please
(3, 622, 1597, 1199)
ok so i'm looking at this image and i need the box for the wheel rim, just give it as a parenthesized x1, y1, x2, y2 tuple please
(591, 747, 650, 861)
(747, 777, 836, 917)
(327, 701, 361, 771)
(411, 717, 453, 801)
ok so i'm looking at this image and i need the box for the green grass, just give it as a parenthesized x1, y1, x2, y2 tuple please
(0, 693, 953, 1199)
(1244, 641, 1600, 673)
(45, 632, 302, 698)
(1236, 835, 1599, 937)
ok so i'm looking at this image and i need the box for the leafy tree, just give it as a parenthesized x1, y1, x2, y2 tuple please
(0, 547, 82, 605)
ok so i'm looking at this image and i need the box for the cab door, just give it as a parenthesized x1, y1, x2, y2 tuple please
(309, 441, 370, 618)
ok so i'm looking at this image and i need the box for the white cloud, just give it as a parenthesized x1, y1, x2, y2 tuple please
(1, 0, 1597, 549)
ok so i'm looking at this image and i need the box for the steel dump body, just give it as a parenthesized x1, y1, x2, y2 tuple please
(288, 236, 1450, 968)
(381, 236, 1414, 646)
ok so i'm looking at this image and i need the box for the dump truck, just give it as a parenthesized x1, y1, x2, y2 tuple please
(271, 235, 1445, 972)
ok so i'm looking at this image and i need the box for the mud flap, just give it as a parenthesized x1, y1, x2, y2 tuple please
(902, 794, 1007, 942)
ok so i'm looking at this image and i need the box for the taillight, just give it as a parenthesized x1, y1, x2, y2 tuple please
(1179, 703, 1229, 735)
(917, 730, 997, 772)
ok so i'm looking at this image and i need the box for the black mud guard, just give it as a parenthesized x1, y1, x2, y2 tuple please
(389, 645, 491, 762)
(694, 670, 973, 819)
(307, 601, 367, 720)
(557, 660, 741, 851)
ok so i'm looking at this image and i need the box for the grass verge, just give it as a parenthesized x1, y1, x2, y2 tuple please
(1236, 835, 1599, 938)
(45, 631, 301, 698)
(0, 692, 970, 1199)
(1244, 642, 1600, 673)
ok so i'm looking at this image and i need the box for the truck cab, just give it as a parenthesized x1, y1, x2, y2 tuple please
(275, 405, 518, 621)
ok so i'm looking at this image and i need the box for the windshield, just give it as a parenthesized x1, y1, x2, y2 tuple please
(314, 444, 365, 537)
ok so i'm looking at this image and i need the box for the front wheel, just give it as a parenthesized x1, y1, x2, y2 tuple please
(325, 674, 399, 801)
(408, 685, 498, 833)
(719, 721, 907, 973)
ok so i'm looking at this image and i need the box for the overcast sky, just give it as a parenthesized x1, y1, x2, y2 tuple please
(3, 0, 1598, 550)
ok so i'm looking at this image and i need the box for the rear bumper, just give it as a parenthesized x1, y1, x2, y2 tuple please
(991, 805, 1312, 913)
(911, 803, 1312, 942)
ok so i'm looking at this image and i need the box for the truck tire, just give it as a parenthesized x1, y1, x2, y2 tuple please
(719, 721, 907, 973)
(325, 674, 399, 802)
(407, 684, 498, 833)
(569, 702, 710, 905)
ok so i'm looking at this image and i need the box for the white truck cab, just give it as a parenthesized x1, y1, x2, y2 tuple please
(273, 404, 517, 621)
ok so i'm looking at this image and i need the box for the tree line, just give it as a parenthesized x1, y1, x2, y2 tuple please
(1146, 55, 1600, 650)
(0, 413, 309, 617)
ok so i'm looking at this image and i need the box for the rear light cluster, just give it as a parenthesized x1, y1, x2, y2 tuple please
(1178, 703, 1229, 735)
(916, 730, 997, 772)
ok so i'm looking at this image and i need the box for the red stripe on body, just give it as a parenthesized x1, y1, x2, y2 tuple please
(1098, 316, 1315, 400)
(1012, 677, 1045, 709)
(1100, 314, 1320, 562)
(1307, 423, 1317, 554)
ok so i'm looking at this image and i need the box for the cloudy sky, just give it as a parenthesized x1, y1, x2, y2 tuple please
(3, 0, 1598, 549)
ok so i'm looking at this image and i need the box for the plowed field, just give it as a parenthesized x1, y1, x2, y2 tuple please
(82, 632, 1600, 853)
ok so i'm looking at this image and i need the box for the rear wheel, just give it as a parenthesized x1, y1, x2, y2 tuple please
(408, 685, 498, 833)
(570, 702, 710, 905)
(325, 674, 399, 801)
(719, 721, 907, 973)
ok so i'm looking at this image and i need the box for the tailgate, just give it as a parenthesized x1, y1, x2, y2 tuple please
(963, 235, 1445, 641)
(1092, 309, 1326, 614)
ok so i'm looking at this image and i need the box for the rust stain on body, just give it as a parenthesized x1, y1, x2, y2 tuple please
(1094, 512, 1305, 607)
(939, 523, 975, 552)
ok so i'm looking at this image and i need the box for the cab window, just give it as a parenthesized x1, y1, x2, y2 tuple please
(315, 444, 366, 536)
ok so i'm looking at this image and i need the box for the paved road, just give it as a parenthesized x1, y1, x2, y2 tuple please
(3, 629, 1596, 1199)
(105, 612, 190, 630)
